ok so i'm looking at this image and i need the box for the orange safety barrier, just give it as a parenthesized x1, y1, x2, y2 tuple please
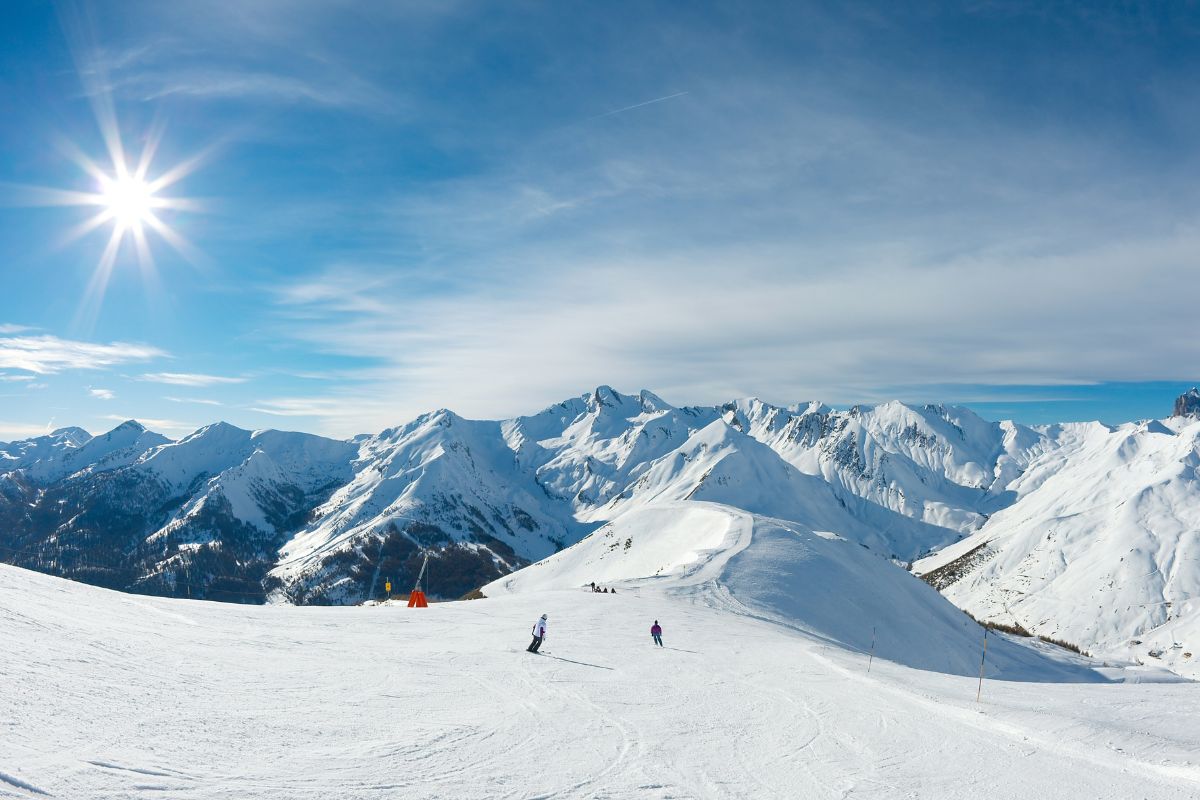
(407, 590, 428, 608)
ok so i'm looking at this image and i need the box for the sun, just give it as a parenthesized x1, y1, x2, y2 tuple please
(14, 117, 207, 327)
(9, 12, 210, 328)
(99, 171, 157, 232)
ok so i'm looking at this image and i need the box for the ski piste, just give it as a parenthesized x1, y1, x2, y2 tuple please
(3, 501, 1199, 797)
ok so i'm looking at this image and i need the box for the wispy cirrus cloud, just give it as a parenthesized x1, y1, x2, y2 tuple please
(250, 397, 346, 417)
(165, 396, 223, 406)
(268, 222, 1200, 436)
(128, 68, 394, 110)
(82, 4, 406, 114)
(273, 268, 400, 316)
(248, 394, 409, 437)
(88, 387, 115, 400)
(0, 421, 55, 441)
(0, 335, 165, 375)
(138, 372, 247, 387)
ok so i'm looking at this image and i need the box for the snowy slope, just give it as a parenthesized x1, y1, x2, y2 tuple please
(486, 502, 1094, 679)
(3, 548, 1198, 799)
(915, 415, 1200, 678)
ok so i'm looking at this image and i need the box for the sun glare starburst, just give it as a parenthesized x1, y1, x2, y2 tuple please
(14, 115, 207, 329)
(100, 172, 155, 231)
(7, 7, 215, 330)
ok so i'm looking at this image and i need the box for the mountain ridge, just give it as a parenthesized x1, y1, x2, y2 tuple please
(2, 386, 1199, 676)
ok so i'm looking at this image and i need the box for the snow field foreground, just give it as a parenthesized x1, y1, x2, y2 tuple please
(2, 506, 1198, 799)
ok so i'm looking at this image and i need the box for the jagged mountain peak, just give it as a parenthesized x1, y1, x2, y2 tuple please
(3, 426, 91, 450)
(48, 426, 92, 444)
(188, 420, 250, 438)
(585, 385, 635, 411)
(376, 408, 467, 443)
(636, 388, 671, 412)
(1174, 387, 1200, 418)
(586, 384, 619, 403)
(578, 385, 673, 416)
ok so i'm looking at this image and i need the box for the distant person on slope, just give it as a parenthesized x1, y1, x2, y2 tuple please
(527, 614, 548, 653)
(651, 621, 663, 647)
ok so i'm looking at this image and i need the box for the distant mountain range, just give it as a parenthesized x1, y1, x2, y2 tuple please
(2, 386, 1198, 675)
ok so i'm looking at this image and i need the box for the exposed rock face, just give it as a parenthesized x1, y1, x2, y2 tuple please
(1174, 388, 1200, 418)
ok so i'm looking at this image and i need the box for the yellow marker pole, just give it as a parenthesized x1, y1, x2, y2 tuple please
(385, 580, 391, 600)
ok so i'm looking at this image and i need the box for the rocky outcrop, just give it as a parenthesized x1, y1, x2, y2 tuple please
(1174, 388, 1200, 418)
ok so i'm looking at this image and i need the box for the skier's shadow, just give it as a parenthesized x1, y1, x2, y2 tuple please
(539, 653, 614, 670)
(662, 646, 698, 654)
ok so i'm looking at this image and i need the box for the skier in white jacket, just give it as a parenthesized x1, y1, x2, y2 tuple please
(527, 614, 548, 653)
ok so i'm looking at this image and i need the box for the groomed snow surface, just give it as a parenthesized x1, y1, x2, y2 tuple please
(4, 503, 1199, 799)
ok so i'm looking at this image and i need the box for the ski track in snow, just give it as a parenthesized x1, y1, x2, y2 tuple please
(0, 770, 51, 797)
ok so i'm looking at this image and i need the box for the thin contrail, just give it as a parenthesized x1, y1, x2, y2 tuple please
(588, 91, 688, 121)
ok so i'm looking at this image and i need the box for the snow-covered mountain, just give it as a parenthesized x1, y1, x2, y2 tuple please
(270, 386, 991, 603)
(0, 419, 355, 601)
(3, 386, 1200, 679)
(915, 410, 1200, 678)
(0, 425, 94, 477)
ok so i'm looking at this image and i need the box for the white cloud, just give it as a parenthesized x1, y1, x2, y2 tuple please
(0, 324, 33, 334)
(0, 373, 36, 382)
(247, 394, 410, 438)
(165, 396, 224, 406)
(130, 69, 393, 110)
(138, 372, 247, 387)
(269, 225, 1200, 437)
(0, 335, 165, 375)
(250, 397, 343, 417)
(88, 388, 116, 400)
(0, 421, 54, 441)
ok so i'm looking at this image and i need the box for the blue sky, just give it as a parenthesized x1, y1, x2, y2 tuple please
(1, 1, 1198, 440)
